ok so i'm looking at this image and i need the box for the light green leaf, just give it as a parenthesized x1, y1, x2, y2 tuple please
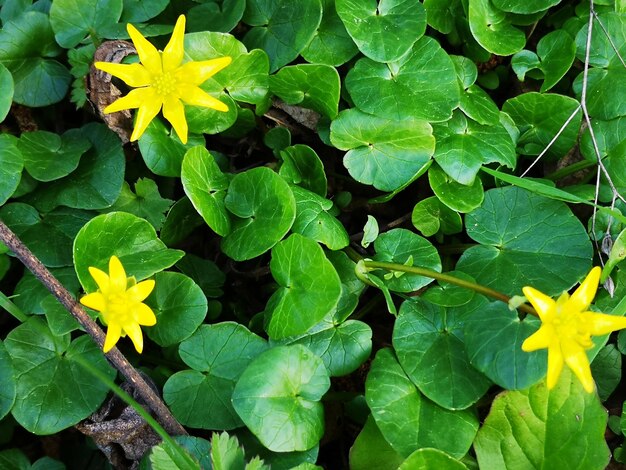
(279, 144, 327, 197)
(232, 345, 330, 452)
(345, 36, 459, 122)
(362, 215, 379, 248)
(349, 415, 404, 470)
(456, 186, 592, 296)
(164, 323, 268, 430)
(365, 348, 479, 458)
(266, 234, 342, 339)
(411, 196, 462, 237)
(5, 319, 115, 435)
(49, 0, 123, 48)
(0, 63, 14, 122)
(270, 64, 340, 118)
(73, 212, 184, 293)
(0, 341, 16, 420)
(421, 271, 474, 307)
(181, 146, 231, 237)
(222, 167, 296, 261)
(0, 134, 23, 205)
(590, 344, 621, 402)
(537, 29, 577, 92)
(394, 298, 491, 410)
(399, 448, 468, 470)
(492, 0, 559, 14)
(468, 0, 526, 55)
(18, 129, 91, 182)
(242, 0, 323, 72)
(336, 0, 426, 62)
(330, 108, 434, 192)
(474, 369, 610, 470)
(428, 163, 484, 213)
(121, 0, 169, 22)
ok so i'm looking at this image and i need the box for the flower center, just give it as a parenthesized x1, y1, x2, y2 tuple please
(153, 72, 177, 96)
(106, 293, 133, 322)
(554, 310, 593, 349)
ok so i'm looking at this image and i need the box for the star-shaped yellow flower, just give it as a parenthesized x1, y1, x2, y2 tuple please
(522, 267, 626, 393)
(95, 15, 231, 144)
(80, 256, 156, 353)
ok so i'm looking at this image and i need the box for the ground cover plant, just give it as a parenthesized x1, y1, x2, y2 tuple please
(0, 0, 625, 468)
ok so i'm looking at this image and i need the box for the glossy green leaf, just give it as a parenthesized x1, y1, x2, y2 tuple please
(365, 348, 479, 458)
(0, 63, 14, 122)
(146, 272, 207, 347)
(266, 234, 342, 339)
(502, 92, 581, 158)
(464, 300, 546, 389)
(433, 112, 515, 185)
(371, 228, 441, 293)
(232, 345, 330, 452)
(280, 318, 372, 376)
(474, 369, 610, 470)
(346, 36, 459, 122)
(411, 196, 462, 237)
(43, 295, 81, 337)
(0, 12, 71, 107)
(23, 123, 125, 212)
(279, 144, 327, 197)
(73, 212, 184, 292)
(468, 0, 526, 55)
(164, 323, 268, 430)
(0, 449, 29, 470)
(330, 109, 434, 192)
(423, 0, 463, 34)
(301, 0, 358, 66)
(349, 415, 404, 470)
(181, 146, 231, 237)
(421, 271, 474, 307)
(327, 250, 366, 322)
(575, 66, 626, 121)
(575, 12, 625, 69)
(0, 203, 92, 267)
(291, 186, 349, 250)
(160, 197, 205, 248)
(362, 215, 379, 248)
(176, 254, 226, 299)
(492, 0, 559, 14)
(18, 129, 91, 182)
(270, 64, 340, 118)
(13, 267, 80, 316)
(242, 0, 323, 72)
(459, 85, 501, 125)
(399, 448, 468, 470)
(428, 163, 484, 213)
(537, 29, 576, 92)
(0, 134, 23, 206)
(121, 0, 169, 22)
(456, 186, 592, 296)
(222, 167, 296, 261)
(49, 0, 123, 48)
(590, 344, 621, 402)
(394, 298, 491, 410)
(186, 1, 244, 32)
(138, 119, 206, 177)
(336, 0, 426, 62)
(5, 319, 115, 435)
(0, 341, 16, 420)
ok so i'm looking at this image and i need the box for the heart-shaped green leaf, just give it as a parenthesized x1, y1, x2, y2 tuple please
(491, 0, 559, 14)
(222, 167, 296, 261)
(350, 415, 404, 470)
(346, 36, 459, 122)
(266, 234, 342, 339)
(163, 323, 268, 430)
(0, 341, 15, 420)
(0, 134, 22, 206)
(456, 186, 592, 296)
(73, 212, 184, 292)
(468, 0, 525, 55)
(330, 109, 434, 192)
(428, 163, 484, 213)
(49, 0, 123, 48)
(0, 63, 14, 122)
(399, 448, 468, 470)
(279, 144, 327, 197)
(232, 344, 330, 452)
(186, 0, 246, 32)
(411, 196, 463, 238)
(336, 0, 426, 62)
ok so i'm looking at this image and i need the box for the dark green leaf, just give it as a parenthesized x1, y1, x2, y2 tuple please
(49, 0, 123, 48)
(0, 134, 23, 205)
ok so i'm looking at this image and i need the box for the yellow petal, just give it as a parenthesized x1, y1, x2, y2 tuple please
(127, 23, 162, 75)
(162, 15, 186, 72)
(176, 57, 232, 85)
(162, 95, 188, 144)
(94, 62, 152, 87)
(179, 85, 229, 112)
(562, 340, 595, 393)
(568, 267, 601, 313)
(135, 303, 157, 326)
(103, 87, 155, 113)
(130, 96, 163, 142)
(80, 292, 106, 312)
(88, 266, 110, 294)
(545, 342, 564, 389)
(124, 322, 144, 353)
(521, 324, 553, 351)
(522, 286, 556, 322)
(586, 311, 626, 335)
(127, 279, 155, 302)
(103, 322, 122, 353)
(108, 256, 127, 293)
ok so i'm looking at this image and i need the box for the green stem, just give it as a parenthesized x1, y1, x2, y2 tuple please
(362, 260, 537, 316)
(545, 160, 596, 181)
(0, 292, 29, 323)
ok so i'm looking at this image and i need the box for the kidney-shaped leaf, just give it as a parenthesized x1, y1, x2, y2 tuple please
(232, 344, 330, 452)
(0, 341, 15, 420)
(456, 186, 592, 296)
(0, 134, 23, 206)
(73, 212, 184, 292)
(266, 234, 342, 339)
(468, 0, 526, 56)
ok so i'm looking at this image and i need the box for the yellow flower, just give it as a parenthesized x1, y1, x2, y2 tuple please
(522, 267, 626, 393)
(80, 256, 156, 353)
(94, 15, 231, 144)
